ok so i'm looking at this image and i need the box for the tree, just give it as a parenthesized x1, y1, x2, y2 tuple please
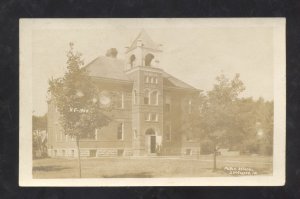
(48, 43, 111, 177)
(202, 73, 245, 171)
(32, 114, 47, 158)
(236, 97, 274, 155)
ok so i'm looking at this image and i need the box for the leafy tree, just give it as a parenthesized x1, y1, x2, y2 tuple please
(236, 97, 274, 155)
(180, 92, 207, 141)
(202, 73, 245, 171)
(48, 43, 111, 177)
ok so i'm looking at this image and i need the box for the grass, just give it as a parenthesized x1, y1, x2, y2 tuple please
(32, 155, 272, 178)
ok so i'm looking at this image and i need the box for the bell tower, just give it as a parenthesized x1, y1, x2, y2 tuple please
(125, 30, 164, 156)
(125, 29, 162, 70)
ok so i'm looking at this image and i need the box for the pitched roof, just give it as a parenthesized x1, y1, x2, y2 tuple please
(126, 29, 161, 52)
(162, 72, 197, 90)
(84, 56, 130, 81)
(84, 56, 197, 90)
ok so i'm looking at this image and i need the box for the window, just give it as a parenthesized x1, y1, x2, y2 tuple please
(130, 54, 136, 68)
(145, 113, 158, 122)
(165, 96, 171, 112)
(121, 92, 124, 109)
(133, 129, 138, 139)
(71, 150, 75, 157)
(150, 77, 154, 83)
(117, 149, 124, 156)
(155, 77, 158, 84)
(150, 91, 158, 105)
(151, 113, 158, 121)
(117, 123, 124, 140)
(145, 76, 149, 83)
(145, 113, 151, 121)
(145, 53, 154, 66)
(133, 90, 137, 105)
(95, 129, 98, 140)
(186, 149, 192, 156)
(186, 134, 193, 142)
(188, 99, 192, 114)
(90, 150, 96, 157)
(165, 124, 171, 141)
(114, 92, 123, 109)
(144, 89, 150, 105)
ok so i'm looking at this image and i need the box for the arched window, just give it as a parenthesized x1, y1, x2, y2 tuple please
(150, 90, 159, 105)
(145, 53, 154, 66)
(144, 89, 150, 105)
(145, 128, 155, 135)
(129, 54, 136, 68)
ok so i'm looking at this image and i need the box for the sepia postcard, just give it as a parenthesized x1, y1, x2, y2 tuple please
(19, 18, 286, 186)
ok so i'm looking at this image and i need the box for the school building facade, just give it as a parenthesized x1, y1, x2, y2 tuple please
(47, 30, 201, 157)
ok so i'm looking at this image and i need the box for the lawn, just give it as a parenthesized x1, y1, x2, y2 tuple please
(32, 155, 272, 178)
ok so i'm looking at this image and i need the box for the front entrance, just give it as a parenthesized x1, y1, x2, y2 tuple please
(145, 128, 156, 154)
(150, 136, 156, 153)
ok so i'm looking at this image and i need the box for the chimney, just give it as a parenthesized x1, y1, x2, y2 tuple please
(105, 48, 118, 58)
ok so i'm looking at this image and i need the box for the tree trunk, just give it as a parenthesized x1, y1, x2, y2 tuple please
(76, 136, 82, 178)
(213, 144, 217, 172)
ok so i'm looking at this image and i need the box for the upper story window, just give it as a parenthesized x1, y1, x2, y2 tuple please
(95, 129, 98, 140)
(151, 113, 158, 121)
(121, 92, 124, 109)
(165, 96, 171, 112)
(144, 89, 150, 105)
(155, 77, 158, 84)
(145, 76, 149, 83)
(150, 90, 159, 105)
(145, 53, 154, 66)
(114, 92, 124, 109)
(133, 129, 138, 139)
(145, 113, 151, 121)
(145, 113, 158, 122)
(150, 77, 154, 83)
(117, 122, 124, 140)
(129, 54, 136, 68)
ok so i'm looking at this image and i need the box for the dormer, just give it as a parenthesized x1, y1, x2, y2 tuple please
(125, 29, 163, 70)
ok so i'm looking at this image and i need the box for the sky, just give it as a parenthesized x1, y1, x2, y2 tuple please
(31, 19, 274, 116)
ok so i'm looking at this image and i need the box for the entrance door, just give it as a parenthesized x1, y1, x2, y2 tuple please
(150, 136, 156, 153)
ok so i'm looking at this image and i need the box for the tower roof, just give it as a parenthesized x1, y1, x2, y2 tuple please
(126, 29, 161, 52)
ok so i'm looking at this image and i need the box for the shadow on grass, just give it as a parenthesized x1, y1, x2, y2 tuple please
(33, 165, 70, 172)
(102, 172, 153, 178)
